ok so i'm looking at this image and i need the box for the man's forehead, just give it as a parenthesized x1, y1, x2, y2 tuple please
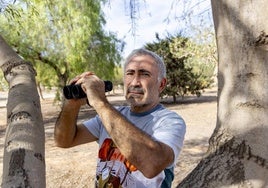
(125, 60, 157, 70)
(126, 55, 156, 66)
(128, 54, 155, 62)
(127, 60, 155, 65)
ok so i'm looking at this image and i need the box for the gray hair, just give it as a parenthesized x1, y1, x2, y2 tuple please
(124, 48, 166, 79)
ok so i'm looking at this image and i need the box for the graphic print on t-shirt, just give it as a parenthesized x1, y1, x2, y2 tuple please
(96, 138, 137, 188)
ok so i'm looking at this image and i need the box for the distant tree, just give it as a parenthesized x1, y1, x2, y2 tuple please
(145, 34, 215, 102)
(0, 71, 8, 91)
(113, 66, 124, 86)
(0, 0, 124, 99)
(175, 28, 217, 88)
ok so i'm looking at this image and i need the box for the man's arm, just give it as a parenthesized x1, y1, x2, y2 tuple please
(92, 100, 174, 178)
(54, 99, 97, 148)
(73, 72, 177, 178)
(81, 74, 174, 178)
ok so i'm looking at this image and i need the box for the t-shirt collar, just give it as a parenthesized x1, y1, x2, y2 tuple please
(130, 104, 162, 116)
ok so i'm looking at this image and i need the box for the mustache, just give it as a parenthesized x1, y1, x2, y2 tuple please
(127, 86, 144, 93)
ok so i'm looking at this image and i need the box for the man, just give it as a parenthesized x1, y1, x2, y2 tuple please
(54, 48, 186, 188)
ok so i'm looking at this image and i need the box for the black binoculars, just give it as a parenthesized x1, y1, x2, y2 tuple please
(63, 80, 113, 99)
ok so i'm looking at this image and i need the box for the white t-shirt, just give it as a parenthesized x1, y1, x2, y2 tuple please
(83, 104, 186, 188)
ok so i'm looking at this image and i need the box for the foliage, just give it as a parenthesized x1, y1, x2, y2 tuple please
(0, 71, 8, 91)
(112, 66, 124, 86)
(0, 0, 124, 99)
(145, 33, 216, 102)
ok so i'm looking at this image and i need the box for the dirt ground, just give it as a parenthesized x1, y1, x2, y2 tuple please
(0, 87, 217, 187)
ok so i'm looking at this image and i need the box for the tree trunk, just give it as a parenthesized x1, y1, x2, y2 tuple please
(178, 0, 268, 187)
(37, 82, 45, 100)
(0, 35, 46, 187)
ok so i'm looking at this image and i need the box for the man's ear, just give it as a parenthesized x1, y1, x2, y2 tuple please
(159, 78, 167, 93)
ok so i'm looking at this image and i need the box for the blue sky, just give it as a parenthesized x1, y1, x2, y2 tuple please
(103, 0, 213, 56)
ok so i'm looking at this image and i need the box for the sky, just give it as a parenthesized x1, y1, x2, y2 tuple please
(103, 0, 213, 57)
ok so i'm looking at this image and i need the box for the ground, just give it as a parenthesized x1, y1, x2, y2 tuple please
(0, 87, 217, 187)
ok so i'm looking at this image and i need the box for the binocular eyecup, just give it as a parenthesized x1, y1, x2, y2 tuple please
(63, 80, 113, 99)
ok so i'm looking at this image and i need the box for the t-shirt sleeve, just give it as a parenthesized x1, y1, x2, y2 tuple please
(153, 113, 186, 167)
(82, 115, 102, 140)
(81, 106, 123, 144)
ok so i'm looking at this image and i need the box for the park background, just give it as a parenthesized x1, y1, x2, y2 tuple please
(3, 0, 267, 187)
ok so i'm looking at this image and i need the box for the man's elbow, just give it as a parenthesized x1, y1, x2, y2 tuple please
(54, 135, 73, 148)
(142, 166, 165, 179)
(141, 153, 174, 178)
(55, 141, 72, 148)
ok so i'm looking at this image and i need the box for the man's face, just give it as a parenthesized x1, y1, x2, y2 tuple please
(124, 55, 166, 113)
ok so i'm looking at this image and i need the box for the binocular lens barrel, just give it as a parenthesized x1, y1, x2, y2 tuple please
(63, 80, 113, 99)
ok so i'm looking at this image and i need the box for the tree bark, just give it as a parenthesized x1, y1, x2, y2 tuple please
(178, 0, 268, 187)
(0, 35, 46, 187)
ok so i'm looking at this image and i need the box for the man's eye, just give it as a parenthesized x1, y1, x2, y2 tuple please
(141, 72, 150, 76)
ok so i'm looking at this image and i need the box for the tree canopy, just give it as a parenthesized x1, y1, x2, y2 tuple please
(145, 33, 216, 102)
(0, 0, 124, 98)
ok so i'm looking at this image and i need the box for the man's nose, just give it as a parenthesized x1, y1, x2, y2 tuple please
(130, 75, 141, 86)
